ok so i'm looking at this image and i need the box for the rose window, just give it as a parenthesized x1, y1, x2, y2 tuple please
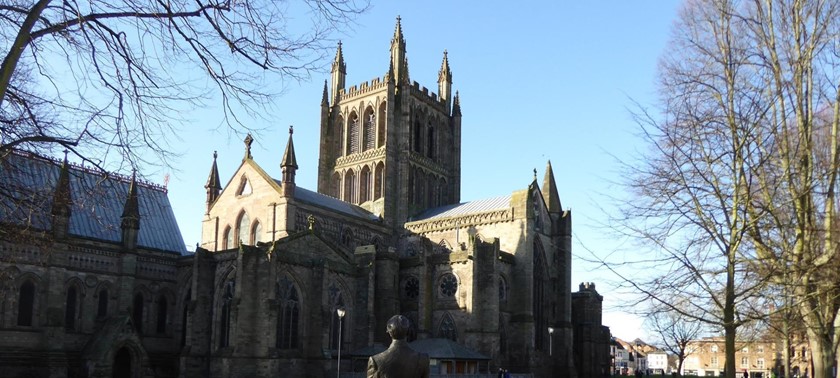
(439, 274, 458, 297)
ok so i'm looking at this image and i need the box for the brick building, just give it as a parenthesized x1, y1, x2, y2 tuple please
(0, 17, 610, 378)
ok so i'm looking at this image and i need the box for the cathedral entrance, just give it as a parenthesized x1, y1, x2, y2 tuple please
(113, 347, 132, 378)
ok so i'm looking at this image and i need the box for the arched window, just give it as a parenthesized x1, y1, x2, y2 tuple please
(377, 102, 387, 148)
(276, 277, 300, 349)
(427, 121, 435, 159)
(251, 220, 262, 244)
(374, 162, 385, 200)
(219, 280, 235, 348)
(438, 313, 457, 341)
(341, 228, 354, 248)
(328, 282, 346, 350)
(156, 296, 168, 334)
(363, 107, 375, 151)
(133, 293, 144, 334)
(64, 286, 78, 331)
(237, 212, 250, 246)
(97, 289, 108, 319)
(335, 115, 345, 157)
(223, 226, 233, 250)
(359, 166, 371, 203)
(343, 170, 356, 203)
(533, 240, 547, 350)
(348, 112, 360, 154)
(332, 172, 341, 198)
(413, 119, 422, 153)
(17, 280, 35, 326)
(499, 276, 508, 304)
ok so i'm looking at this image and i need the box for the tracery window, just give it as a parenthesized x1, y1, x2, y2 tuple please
(223, 226, 233, 249)
(237, 212, 250, 246)
(403, 277, 420, 299)
(219, 280, 235, 348)
(363, 108, 375, 151)
(17, 280, 35, 326)
(438, 313, 457, 341)
(360, 166, 371, 203)
(344, 170, 356, 203)
(276, 277, 300, 349)
(439, 273, 458, 297)
(413, 119, 422, 153)
(251, 221, 262, 244)
(328, 282, 346, 350)
(374, 163, 384, 200)
(348, 113, 360, 154)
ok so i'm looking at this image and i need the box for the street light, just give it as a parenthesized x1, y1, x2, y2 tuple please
(336, 308, 346, 378)
(548, 327, 556, 356)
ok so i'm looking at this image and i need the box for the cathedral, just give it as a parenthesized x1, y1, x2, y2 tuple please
(0, 17, 610, 378)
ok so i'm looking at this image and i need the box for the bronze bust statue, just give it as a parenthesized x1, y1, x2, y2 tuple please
(366, 315, 429, 378)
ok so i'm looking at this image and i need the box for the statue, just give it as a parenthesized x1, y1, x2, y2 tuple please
(366, 315, 429, 378)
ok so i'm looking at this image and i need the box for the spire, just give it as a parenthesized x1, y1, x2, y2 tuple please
(390, 16, 408, 84)
(243, 133, 254, 161)
(121, 172, 140, 249)
(542, 160, 562, 215)
(280, 126, 298, 197)
(330, 41, 346, 102)
(438, 50, 452, 108)
(205, 151, 222, 213)
(332, 41, 346, 74)
(321, 80, 329, 106)
(452, 91, 462, 117)
(52, 150, 72, 217)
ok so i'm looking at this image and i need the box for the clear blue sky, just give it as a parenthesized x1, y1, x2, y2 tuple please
(162, 1, 683, 342)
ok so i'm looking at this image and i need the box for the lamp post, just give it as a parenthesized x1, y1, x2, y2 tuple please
(548, 327, 555, 356)
(336, 308, 346, 378)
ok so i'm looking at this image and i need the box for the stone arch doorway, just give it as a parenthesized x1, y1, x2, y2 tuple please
(113, 347, 132, 378)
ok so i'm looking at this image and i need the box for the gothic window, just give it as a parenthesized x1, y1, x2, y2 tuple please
(439, 273, 458, 298)
(427, 121, 435, 159)
(223, 226, 233, 250)
(533, 240, 547, 350)
(413, 119, 422, 153)
(251, 220, 262, 244)
(276, 277, 300, 349)
(237, 212, 250, 245)
(344, 170, 356, 203)
(181, 290, 191, 346)
(348, 112, 360, 154)
(64, 285, 78, 331)
(374, 162, 384, 200)
(335, 115, 345, 157)
(377, 102, 386, 148)
(133, 293, 144, 334)
(236, 176, 252, 196)
(363, 107, 375, 151)
(499, 276, 508, 303)
(328, 282, 346, 350)
(438, 313, 457, 341)
(360, 166, 371, 203)
(156, 296, 168, 334)
(332, 172, 341, 198)
(17, 280, 35, 326)
(219, 280, 235, 348)
(403, 277, 420, 299)
(97, 289, 108, 319)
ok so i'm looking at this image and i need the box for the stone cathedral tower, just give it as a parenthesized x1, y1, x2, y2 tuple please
(317, 17, 462, 228)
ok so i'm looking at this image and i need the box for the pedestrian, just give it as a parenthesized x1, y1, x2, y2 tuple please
(504, 369, 511, 378)
(744, 371, 749, 378)
(498, 368, 504, 378)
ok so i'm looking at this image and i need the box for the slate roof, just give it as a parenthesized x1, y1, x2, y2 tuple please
(0, 151, 187, 255)
(280, 182, 380, 222)
(410, 195, 512, 221)
(409, 338, 490, 360)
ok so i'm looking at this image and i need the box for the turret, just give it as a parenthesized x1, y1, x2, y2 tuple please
(51, 151, 72, 238)
(280, 126, 298, 197)
(542, 160, 562, 217)
(331, 41, 346, 102)
(438, 50, 452, 110)
(121, 172, 140, 250)
(390, 16, 407, 84)
(204, 151, 222, 214)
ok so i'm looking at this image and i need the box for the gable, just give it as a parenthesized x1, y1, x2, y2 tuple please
(273, 232, 354, 269)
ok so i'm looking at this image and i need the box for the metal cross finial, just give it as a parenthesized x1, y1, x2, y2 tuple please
(213, 150, 218, 160)
(533, 168, 537, 180)
(244, 134, 254, 160)
(289, 125, 294, 135)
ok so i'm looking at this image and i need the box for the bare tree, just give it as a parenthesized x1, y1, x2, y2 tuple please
(0, 0, 367, 171)
(647, 304, 704, 377)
